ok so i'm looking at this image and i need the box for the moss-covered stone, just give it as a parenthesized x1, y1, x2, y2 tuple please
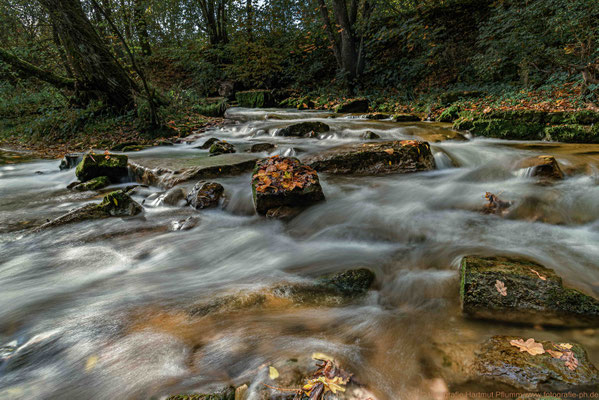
(73, 176, 110, 191)
(252, 157, 325, 215)
(110, 141, 140, 151)
(438, 105, 461, 122)
(235, 90, 274, 108)
(209, 141, 236, 156)
(35, 190, 142, 231)
(249, 142, 277, 153)
(189, 268, 375, 316)
(544, 124, 599, 143)
(362, 131, 381, 140)
(304, 140, 435, 175)
(468, 119, 545, 140)
(460, 256, 599, 327)
(430, 335, 599, 392)
(277, 121, 330, 137)
(392, 113, 421, 122)
(452, 116, 474, 131)
(195, 137, 220, 150)
(335, 99, 369, 113)
(121, 145, 150, 152)
(75, 153, 128, 182)
(364, 113, 391, 120)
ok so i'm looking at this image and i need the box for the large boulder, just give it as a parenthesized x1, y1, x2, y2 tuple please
(277, 121, 330, 138)
(195, 137, 220, 150)
(517, 155, 564, 180)
(59, 153, 84, 170)
(186, 181, 224, 209)
(429, 335, 599, 392)
(392, 113, 421, 122)
(335, 99, 369, 113)
(75, 153, 128, 182)
(460, 256, 599, 327)
(235, 90, 274, 108)
(304, 140, 435, 175)
(35, 190, 142, 231)
(251, 156, 325, 215)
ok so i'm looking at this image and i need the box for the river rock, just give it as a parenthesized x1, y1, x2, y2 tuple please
(364, 113, 390, 120)
(73, 176, 110, 191)
(335, 99, 369, 113)
(460, 256, 599, 327)
(429, 335, 599, 392)
(75, 153, 128, 183)
(362, 131, 381, 140)
(151, 187, 187, 207)
(251, 156, 325, 215)
(249, 143, 277, 153)
(265, 206, 303, 221)
(304, 140, 435, 175)
(110, 141, 140, 151)
(186, 181, 224, 209)
(59, 153, 84, 170)
(189, 268, 374, 316)
(170, 216, 200, 231)
(209, 141, 236, 156)
(277, 121, 330, 138)
(195, 137, 220, 150)
(35, 190, 142, 231)
(392, 113, 421, 122)
(517, 155, 564, 180)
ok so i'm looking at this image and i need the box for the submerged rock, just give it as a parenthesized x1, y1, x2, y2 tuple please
(362, 131, 381, 140)
(75, 153, 128, 183)
(59, 153, 84, 170)
(265, 206, 303, 221)
(335, 99, 369, 113)
(251, 156, 325, 215)
(249, 143, 277, 153)
(170, 216, 200, 231)
(460, 256, 599, 327)
(277, 121, 330, 138)
(152, 187, 187, 207)
(186, 181, 224, 209)
(189, 268, 375, 316)
(517, 155, 564, 180)
(166, 387, 235, 400)
(304, 140, 435, 175)
(429, 335, 599, 392)
(35, 190, 142, 231)
(73, 176, 110, 191)
(209, 141, 236, 156)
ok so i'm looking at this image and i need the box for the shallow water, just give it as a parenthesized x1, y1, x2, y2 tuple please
(1, 108, 599, 399)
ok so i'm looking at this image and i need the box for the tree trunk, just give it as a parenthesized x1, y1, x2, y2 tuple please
(38, 0, 138, 110)
(198, 0, 228, 45)
(0, 47, 75, 89)
(133, 0, 152, 56)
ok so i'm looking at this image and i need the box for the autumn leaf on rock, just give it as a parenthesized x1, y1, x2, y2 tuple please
(495, 280, 507, 296)
(530, 269, 547, 281)
(384, 148, 394, 155)
(269, 366, 279, 380)
(510, 338, 545, 355)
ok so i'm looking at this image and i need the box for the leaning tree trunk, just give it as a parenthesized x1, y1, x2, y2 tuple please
(38, 0, 138, 110)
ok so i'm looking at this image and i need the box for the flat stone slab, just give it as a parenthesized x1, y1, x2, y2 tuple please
(460, 256, 599, 327)
(129, 153, 258, 188)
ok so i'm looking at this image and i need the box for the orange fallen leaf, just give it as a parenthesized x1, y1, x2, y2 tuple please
(510, 338, 545, 355)
(384, 148, 394, 155)
(530, 269, 547, 281)
(495, 280, 507, 296)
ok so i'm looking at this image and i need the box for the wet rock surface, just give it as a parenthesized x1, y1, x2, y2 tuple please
(72, 176, 110, 191)
(170, 216, 200, 231)
(166, 387, 235, 400)
(209, 141, 236, 156)
(277, 121, 330, 138)
(249, 143, 277, 153)
(59, 153, 84, 170)
(252, 156, 325, 215)
(304, 140, 436, 175)
(186, 181, 224, 209)
(195, 137, 220, 150)
(460, 256, 599, 327)
(429, 335, 599, 392)
(75, 153, 128, 182)
(392, 113, 421, 122)
(518, 155, 565, 180)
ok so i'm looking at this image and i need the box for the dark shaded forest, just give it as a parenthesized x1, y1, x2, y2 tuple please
(0, 0, 598, 151)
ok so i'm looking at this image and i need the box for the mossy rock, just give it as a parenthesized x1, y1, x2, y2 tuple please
(438, 105, 461, 122)
(460, 256, 599, 327)
(195, 137, 220, 150)
(166, 387, 235, 400)
(35, 190, 142, 231)
(364, 113, 391, 120)
(189, 268, 375, 316)
(110, 141, 139, 151)
(277, 121, 330, 137)
(363, 131, 381, 140)
(335, 99, 369, 113)
(304, 140, 435, 175)
(392, 113, 421, 122)
(544, 124, 599, 143)
(209, 141, 236, 156)
(75, 153, 128, 182)
(431, 335, 599, 392)
(452, 117, 474, 131)
(468, 119, 545, 140)
(73, 176, 110, 191)
(251, 157, 325, 215)
(121, 145, 149, 152)
(193, 101, 227, 117)
(235, 90, 274, 108)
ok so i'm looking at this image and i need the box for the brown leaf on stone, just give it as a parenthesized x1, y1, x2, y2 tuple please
(495, 280, 507, 296)
(547, 349, 563, 359)
(530, 269, 547, 281)
(509, 338, 545, 355)
(384, 148, 394, 155)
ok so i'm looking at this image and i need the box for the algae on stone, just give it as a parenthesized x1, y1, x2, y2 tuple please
(73, 176, 110, 191)
(75, 153, 128, 182)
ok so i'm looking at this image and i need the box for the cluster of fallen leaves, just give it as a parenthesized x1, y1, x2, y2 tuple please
(509, 339, 579, 371)
(481, 192, 511, 215)
(266, 353, 353, 400)
(253, 156, 318, 193)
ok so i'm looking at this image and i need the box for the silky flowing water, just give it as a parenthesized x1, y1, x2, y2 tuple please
(1, 108, 599, 399)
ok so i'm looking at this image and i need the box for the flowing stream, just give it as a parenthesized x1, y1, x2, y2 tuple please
(1, 108, 599, 399)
